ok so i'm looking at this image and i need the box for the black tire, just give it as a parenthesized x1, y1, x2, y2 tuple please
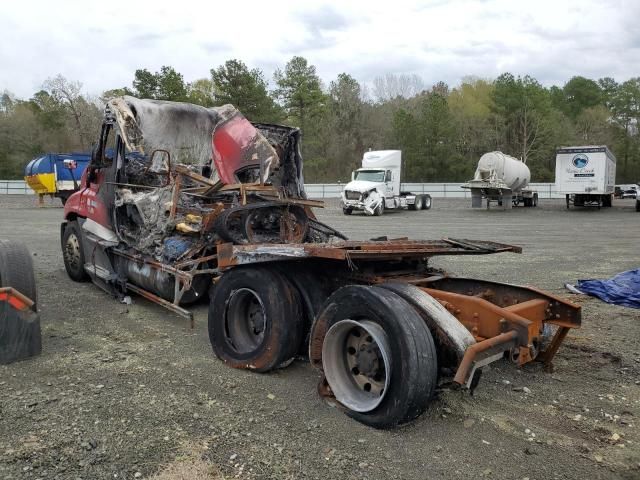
(314, 285, 438, 428)
(342, 207, 352, 215)
(636, 199, 640, 212)
(409, 196, 422, 211)
(373, 202, 384, 216)
(0, 239, 37, 311)
(208, 267, 304, 373)
(423, 195, 432, 210)
(61, 221, 89, 282)
(566, 194, 570, 209)
(276, 266, 332, 356)
(533, 194, 538, 207)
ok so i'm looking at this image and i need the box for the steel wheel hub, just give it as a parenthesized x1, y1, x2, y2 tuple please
(64, 233, 81, 270)
(224, 288, 266, 353)
(322, 319, 391, 412)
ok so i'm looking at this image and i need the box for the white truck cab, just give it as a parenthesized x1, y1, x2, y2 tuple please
(341, 150, 431, 215)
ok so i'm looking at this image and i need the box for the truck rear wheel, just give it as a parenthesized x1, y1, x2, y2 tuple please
(0, 240, 37, 311)
(422, 195, 432, 210)
(315, 285, 437, 428)
(533, 193, 538, 207)
(636, 199, 640, 212)
(61, 221, 89, 282)
(208, 267, 304, 373)
(410, 196, 423, 211)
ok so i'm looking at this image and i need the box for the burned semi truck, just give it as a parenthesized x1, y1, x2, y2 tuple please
(61, 97, 580, 428)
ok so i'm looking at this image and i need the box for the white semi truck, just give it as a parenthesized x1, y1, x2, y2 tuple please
(555, 146, 616, 209)
(341, 150, 432, 215)
(462, 151, 538, 209)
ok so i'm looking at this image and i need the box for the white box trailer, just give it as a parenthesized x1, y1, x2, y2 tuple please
(555, 146, 616, 209)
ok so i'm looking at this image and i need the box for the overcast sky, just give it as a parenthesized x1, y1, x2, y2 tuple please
(1, 0, 638, 98)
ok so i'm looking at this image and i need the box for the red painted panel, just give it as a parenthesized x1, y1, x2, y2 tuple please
(212, 113, 260, 184)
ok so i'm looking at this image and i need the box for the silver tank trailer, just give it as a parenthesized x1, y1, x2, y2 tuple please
(473, 152, 530, 191)
(463, 151, 535, 209)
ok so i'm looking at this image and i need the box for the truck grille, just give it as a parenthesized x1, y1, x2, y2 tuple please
(345, 191, 361, 200)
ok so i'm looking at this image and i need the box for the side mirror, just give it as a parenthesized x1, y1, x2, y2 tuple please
(91, 142, 99, 165)
(63, 159, 77, 170)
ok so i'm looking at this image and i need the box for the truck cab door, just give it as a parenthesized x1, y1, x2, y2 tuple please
(80, 123, 120, 228)
(384, 170, 394, 198)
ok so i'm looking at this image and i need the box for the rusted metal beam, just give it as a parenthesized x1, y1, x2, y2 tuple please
(453, 330, 518, 386)
(538, 326, 571, 367)
(125, 282, 194, 327)
(421, 287, 535, 343)
(168, 174, 182, 221)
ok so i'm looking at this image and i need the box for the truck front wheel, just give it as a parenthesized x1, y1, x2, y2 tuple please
(62, 221, 89, 282)
(342, 207, 352, 215)
(208, 267, 304, 373)
(314, 285, 437, 428)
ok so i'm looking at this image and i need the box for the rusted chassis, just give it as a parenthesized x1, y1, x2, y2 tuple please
(72, 235, 580, 427)
(212, 240, 580, 425)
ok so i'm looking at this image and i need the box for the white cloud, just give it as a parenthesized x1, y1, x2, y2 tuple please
(0, 0, 637, 98)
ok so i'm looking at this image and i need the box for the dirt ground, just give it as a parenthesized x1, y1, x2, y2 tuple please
(1, 194, 639, 480)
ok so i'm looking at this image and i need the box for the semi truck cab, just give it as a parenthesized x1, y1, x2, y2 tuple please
(341, 150, 431, 215)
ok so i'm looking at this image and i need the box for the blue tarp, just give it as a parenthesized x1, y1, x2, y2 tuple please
(576, 269, 640, 308)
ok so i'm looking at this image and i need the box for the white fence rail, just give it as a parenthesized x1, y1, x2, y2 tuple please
(0, 180, 31, 194)
(305, 183, 565, 199)
(1, 180, 565, 198)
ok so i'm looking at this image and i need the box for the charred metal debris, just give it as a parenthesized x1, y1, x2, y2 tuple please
(103, 97, 345, 312)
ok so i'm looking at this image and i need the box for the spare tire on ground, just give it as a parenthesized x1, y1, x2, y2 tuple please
(0, 239, 37, 310)
(0, 239, 41, 364)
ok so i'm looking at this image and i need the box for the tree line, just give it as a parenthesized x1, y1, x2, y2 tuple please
(1, 57, 639, 183)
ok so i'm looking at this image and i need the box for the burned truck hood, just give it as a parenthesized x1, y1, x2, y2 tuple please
(107, 96, 305, 198)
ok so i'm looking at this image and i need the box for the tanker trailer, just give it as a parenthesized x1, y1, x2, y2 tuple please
(462, 151, 538, 209)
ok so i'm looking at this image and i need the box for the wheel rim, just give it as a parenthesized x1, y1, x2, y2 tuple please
(424, 197, 431, 209)
(415, 197, 423, 209)
(64, 233, 82, 271)
(322, 319, 391, 412)
(224, 288, 266, 353)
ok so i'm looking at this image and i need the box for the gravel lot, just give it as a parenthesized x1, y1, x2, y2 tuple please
(1, 194, 639, 480)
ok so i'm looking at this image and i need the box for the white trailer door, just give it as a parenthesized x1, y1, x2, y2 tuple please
(555, 148, 606, 194)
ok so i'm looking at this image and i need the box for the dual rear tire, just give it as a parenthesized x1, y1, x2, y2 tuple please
(208, 269, 439, 429)
(313, 286, 438, 428)
(208, 267, 304, 372)
(409, 194, 432, 211)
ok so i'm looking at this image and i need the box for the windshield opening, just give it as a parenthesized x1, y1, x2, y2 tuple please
(354, 170, 385, 182)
